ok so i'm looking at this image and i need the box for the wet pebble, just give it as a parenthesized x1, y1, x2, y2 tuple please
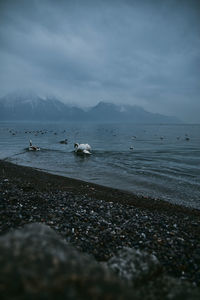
(0, 175, 200, 287)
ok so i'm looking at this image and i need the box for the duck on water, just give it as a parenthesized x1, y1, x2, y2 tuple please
(59, 139, 68, 144)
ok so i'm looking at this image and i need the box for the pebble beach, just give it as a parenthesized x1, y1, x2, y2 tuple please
(1, 159, 200, 291)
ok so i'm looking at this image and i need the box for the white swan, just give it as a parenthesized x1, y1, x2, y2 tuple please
(29, 140, 40, 151)
(74, 143, 91, 155)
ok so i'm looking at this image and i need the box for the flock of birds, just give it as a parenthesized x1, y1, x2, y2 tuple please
(5, 128, 92, 155)
(4, 127, 192, 156)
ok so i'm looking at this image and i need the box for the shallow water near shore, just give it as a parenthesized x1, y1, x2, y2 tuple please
(0, 122, 200, 209)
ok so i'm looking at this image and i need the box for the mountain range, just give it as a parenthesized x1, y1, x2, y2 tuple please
(0, 92, 180, 123)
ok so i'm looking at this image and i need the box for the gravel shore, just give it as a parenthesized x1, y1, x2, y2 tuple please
(1, 159, 200, 287)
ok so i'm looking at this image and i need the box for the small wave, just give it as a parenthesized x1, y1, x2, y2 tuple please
(93, 149, 138, 157)
(38, 148, 71, 154)
(3, 150, 27, 161)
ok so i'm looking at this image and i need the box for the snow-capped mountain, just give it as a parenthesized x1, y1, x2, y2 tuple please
(0, 92, 180, 123)
(0, 92, 85, 121)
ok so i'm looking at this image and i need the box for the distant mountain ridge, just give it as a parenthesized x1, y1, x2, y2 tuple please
(0, 92, 85, 121)
(0, 92, 180, 123)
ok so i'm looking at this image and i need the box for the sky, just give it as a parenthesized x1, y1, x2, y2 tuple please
(0, 0, 199, 122)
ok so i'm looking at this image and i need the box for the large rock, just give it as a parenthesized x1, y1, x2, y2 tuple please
(0, 223, 132, 299)
(0, 223, 199, 300)
(105, 247, 199, 299)
(105, 247, 161, 285)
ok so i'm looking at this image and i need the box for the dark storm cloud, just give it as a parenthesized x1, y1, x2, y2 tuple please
(0, 0, 200, 122)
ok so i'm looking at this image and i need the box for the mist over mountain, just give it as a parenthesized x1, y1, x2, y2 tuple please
(87, 102, 179, 123)
(0, 92, 180, 123)
(0, 92, 85, 121)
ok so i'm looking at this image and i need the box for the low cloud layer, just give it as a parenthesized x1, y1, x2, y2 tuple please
(0, 0, 200, 122)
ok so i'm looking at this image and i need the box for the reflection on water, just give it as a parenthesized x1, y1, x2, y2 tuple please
(0, 122, 200, 209)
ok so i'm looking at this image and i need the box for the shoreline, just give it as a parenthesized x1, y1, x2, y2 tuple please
(1, 159, 200, 286)
(1, 159, 200, 216)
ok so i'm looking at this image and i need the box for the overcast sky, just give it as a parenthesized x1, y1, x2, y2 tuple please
(0, 0, 199, 122)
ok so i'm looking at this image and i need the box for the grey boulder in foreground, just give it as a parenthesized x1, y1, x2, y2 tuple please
(0, 223, 199, 300)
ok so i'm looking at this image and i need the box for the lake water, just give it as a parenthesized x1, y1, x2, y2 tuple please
(0, 122, 200, 209)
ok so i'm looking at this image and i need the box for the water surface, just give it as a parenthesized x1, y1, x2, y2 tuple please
(0, 122, 199, 209)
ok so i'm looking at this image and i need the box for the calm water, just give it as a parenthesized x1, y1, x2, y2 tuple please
(0, 122, 200, 209)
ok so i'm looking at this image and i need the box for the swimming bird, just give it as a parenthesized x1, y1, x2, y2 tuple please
(59, 139, 68, 144)
(74, 143, 91, 155)
(29, 140, 40, 151)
